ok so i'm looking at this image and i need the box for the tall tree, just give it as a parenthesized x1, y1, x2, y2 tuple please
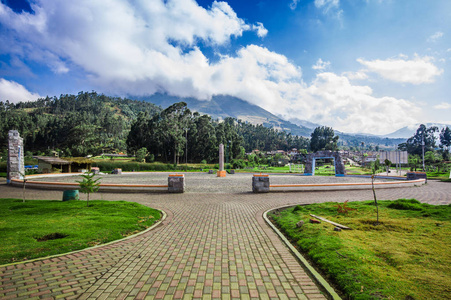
(440, 126, 451, 153)
(310, 126, 339, 152)
(405, 124, 438, 155)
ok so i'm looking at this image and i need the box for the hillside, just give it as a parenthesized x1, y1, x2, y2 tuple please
(137, 94, 313, 137)
(137, 93, 406, 149)
(0, 92, 161, 156)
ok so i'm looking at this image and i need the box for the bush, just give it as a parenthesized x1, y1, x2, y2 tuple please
(231, 159, 246, 169)
(0, 162, 6, 173)
(387, 199, 423, 211)
(92, 161, 198, 172)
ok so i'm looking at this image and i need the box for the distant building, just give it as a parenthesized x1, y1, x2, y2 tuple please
(35, 156, 71, 173)
(34, 156, 93, 173)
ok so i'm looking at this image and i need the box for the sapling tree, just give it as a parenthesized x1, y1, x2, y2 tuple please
(371, 160, 382, 225)
(77, 171, 101, 207)
(384, 159, 391, 175)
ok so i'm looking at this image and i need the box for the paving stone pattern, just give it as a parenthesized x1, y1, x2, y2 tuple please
(0, 176, 450, 299)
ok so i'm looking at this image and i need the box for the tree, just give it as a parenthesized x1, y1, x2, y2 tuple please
(405, 124, 438, 155)
(370, 160, 382, 225)
(384, 159, 391, 175)
(440, 126, 451, 153)
(408, 154, 421, 171)
(310, 126, 339, 152)
(77, 171, 101, 207)
(136, 147, 148, 162)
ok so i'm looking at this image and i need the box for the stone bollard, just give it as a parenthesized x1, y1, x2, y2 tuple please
(252, 174, 269, 193)
(406, 172, 427, 183)
(112, 168, 122, 175)
(168, 174, 185, 193)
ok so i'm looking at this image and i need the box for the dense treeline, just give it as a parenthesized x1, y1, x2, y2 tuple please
(1, 94, 311, 163)
(0, 92, 160, 156)
(127, 102, 310, 164)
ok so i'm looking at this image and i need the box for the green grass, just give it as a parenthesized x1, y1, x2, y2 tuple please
(251, 166, 297, 173)
(426, 171, 449, 180)
(0, 198, 161, 265)
(345, 165, 373, 175)
(270, 199, 451, 300)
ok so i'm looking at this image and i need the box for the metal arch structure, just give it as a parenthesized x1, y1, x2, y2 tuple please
(304, 150, 346, 176)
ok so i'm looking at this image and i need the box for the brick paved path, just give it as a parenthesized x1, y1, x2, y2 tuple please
(0, 178, 450, 299)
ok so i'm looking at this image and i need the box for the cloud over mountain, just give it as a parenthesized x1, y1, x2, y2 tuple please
(0, 0, 428, 135)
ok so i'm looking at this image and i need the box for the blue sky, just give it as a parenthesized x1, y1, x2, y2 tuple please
(0, 0, 450, 135)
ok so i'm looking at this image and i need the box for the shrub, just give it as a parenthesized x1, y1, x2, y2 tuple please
(231, 159, 246, 169)
(91, 161, 198, 172)
(387, 199, 423, 211)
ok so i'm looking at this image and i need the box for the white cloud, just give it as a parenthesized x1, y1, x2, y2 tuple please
(314, 0, 343, 24)
(314, 0, 340, 12)
(291, 73, 421, 134)
(289, 0, 300, 10)
(433, 102, 451, 110)
(312, 58, 330, 71)
(427, 31, 443, 42)
(357, 55, 444, 84)
(0, 79, 41, 103)
(252, 22, 268, 38)
(342, 71, 368, 80)
(0, 0, 422, 135)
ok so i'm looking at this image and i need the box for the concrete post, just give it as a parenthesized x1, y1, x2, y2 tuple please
(219, 144, 224, 171)
(217, 144, 226, 177)
(168, 174, 185, 193)
(7, 130, 25, 184)
(252, 175, 270, 193)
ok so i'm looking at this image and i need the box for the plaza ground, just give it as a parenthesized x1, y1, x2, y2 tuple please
(0, 174, 449, 299)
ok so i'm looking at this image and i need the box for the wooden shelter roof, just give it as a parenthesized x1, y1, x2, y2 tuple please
(34, 156, 71, 165)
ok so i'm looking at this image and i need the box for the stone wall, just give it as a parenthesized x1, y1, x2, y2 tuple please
(7, 130, 25, 183)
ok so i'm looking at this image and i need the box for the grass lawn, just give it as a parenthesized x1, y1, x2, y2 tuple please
(345, 165, 373, 175)
(426, 171, 449, 180)
(0, 199, 161, 265)
(251, 166, 297, 173)
(270, 199, 451, 300)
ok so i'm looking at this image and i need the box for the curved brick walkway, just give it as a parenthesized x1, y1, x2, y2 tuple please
(0, 178, 450, 299)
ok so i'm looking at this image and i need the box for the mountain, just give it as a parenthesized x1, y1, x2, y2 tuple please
(385, 123, 451, 139)
(135, 93, 408, 149)
(287, 118, 322, 130)
(137, 94, 313, 136)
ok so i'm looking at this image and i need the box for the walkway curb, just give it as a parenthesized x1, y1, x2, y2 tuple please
(263, 207, 342, 300)
(0, 209, 167, 268)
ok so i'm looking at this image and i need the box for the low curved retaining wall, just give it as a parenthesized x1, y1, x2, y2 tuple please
(268, 178, 426, 192)
(11, 179, 169, 193)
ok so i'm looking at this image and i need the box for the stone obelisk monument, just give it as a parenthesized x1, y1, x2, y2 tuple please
(7, 130, 25, 184)
(217, 143, 226, 177)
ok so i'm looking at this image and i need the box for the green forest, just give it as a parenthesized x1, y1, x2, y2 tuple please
(0, 92, 309, 163)
(2, 92, 450, 173)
